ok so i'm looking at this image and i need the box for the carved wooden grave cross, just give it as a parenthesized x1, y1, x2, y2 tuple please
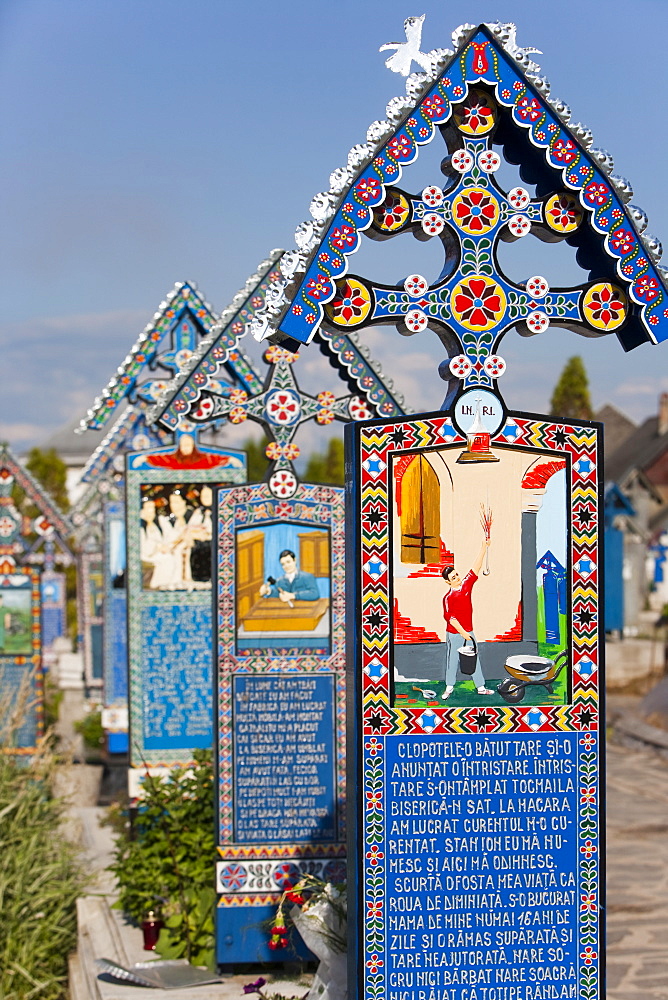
(249, 17, 668, 1000)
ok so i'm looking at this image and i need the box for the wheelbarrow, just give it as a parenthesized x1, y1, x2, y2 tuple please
(497, 650, 568, 703)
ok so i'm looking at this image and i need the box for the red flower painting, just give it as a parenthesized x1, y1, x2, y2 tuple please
(584, 284, 625, 327)
(453, 278, 504, 328)
(454, 189, 498, 233)
(330, 281, 369, 323)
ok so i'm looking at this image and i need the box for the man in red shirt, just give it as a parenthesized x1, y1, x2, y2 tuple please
(441, 535, 493, 700)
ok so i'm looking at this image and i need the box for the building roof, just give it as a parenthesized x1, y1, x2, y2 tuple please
(606, 415, 665, 485)
(37, 416, 101, 464)
(594, 403, 636, 458)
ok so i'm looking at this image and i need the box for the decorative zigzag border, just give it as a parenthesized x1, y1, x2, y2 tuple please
(356, 410, 601, 1000)
(216, 482, 347, 858)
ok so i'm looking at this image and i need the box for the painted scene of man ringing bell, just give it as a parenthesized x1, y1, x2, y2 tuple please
(392, 422, 569, 710)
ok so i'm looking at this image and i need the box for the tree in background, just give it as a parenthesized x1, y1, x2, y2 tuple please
(243, 435, 270, 482)
(243, 434, 344, 487)
(22, 447, 77, 642)
(549, 356, 594, 421)
(25, 448, 70, 512)
(305, 438, 344, 486)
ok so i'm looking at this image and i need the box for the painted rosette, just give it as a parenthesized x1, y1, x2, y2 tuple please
(421, 185, 444, 207)
(526, 275, 550, 299)
(325, 278, 372, 328)
(404, 309, 429, 333)
(544, 192, 583, 234)
(421, 213, 445, 236)
(453, 89, 496, 136)
(272, 863, 300, 889)
(264, 388, 302, 426)
(264, 345, 299, 365)
(452, 188, 499, 236)
(229, 406, 247, 424)
(219, 863, 247, 891)
(268, 469, 298, 499)
(450, 149, 474, 173)
(483, 355, 507, 377)
(373, 189, 410, 232)
(265, 442, 283, 460)
(403, 274, 429, 297)
(192, 397, 215, 421)
(478, 150, 501, 173)
(507, 215, 531, 238)
(449, 355, 473, 379)
(582, 282, 627, 331)
(348, 396, 372, 420)
(507, 187, 531, 210)
(451, 276, 507, 332)
(526, 310, 550, 334)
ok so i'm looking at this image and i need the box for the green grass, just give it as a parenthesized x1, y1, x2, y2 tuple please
(0, 751, 88, 998)
(395, 675, 566, 709)
(2, 610, 32, 654)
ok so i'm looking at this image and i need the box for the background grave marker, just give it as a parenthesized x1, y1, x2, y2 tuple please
(125, 439, 246, 783)
(76, 277, 267, 755)
(0, 444, 72, 752)
(151, 274, 405, 963)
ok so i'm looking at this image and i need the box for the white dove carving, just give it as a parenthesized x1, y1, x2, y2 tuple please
(379, 15, 432, 76)
(495, 22, 542, 70)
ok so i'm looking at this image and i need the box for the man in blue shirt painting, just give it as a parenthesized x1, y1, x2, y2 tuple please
(259, 550, 319, 604)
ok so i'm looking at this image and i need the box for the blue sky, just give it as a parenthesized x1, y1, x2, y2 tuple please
(2, 0, 668, 451)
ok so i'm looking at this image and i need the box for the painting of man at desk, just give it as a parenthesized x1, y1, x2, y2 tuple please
(235, 523, 331, 654)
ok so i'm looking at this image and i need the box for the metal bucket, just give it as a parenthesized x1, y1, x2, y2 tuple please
(458, 638, 477, 675)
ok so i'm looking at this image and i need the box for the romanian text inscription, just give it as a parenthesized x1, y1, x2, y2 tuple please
(0, 662, 38, 748)
(234, 673, 336, 843)
(141, 604, 212, 750)
(383, 733, 581, 1000)
(108, 590, 127, 701)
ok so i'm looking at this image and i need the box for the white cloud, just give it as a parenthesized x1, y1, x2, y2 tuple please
(0, 307, 150, 449)
(0, 422, 51, 445)
(615, 379, 668, 397)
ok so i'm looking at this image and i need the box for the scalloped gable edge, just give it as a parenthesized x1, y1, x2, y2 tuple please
(147, 251, 283, 426)
(80, 406, 170, 485)
(78, 280, 218, 432)
(148, 252, 408, 431)
(251, 20, 667, 350)
(0, 442, 72, 539)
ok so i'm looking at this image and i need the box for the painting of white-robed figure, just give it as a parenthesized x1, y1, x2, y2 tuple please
(140, 482, 214, 591)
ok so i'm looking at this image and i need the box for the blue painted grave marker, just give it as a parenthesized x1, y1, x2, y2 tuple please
(104, 501, 128, 704)
(40, 570, 66, 648)
(125, 442, 247, 778)
(214, 481, 346, 963)
(347, 409, 603, 1000)
(257, 17, 668, 994)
